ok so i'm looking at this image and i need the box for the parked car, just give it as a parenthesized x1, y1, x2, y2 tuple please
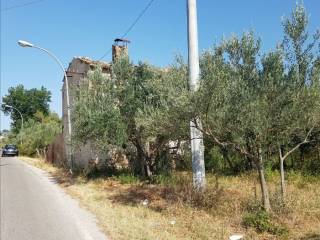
(2, 144, 19, 157)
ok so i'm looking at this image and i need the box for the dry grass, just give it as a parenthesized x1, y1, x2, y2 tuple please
(19, 156, 320, 240)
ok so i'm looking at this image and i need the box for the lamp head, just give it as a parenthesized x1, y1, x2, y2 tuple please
(18, 40, 34, 48)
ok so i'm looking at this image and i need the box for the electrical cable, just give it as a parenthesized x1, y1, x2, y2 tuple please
(1, 0, 46, 12)
(98, 0, 156, 60)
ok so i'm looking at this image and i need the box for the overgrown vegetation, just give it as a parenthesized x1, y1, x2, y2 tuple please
(1, 85, 61, 157)
(3, 112, 61, 157)
(3, 3, 319, 239)
(242, 210, 288, 236)
(73, 3, 320, 215)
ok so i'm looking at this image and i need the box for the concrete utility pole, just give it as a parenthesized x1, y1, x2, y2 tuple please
(187, 0, 206, 190)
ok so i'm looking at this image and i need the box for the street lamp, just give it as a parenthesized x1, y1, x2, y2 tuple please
(18, 40, 34, 48)
(3, 104, 24, 144)
(18, 40, 74, 171)
(3, 104, 24, 130)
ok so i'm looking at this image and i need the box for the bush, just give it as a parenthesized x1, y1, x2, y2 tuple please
(150, 174, 176, 185)
(205, 147, 225, 173)
(264, 167, 279, 183)
(115, 174, 140, 184)
(242, 210, 289, 236)
(159, 173, 225, 211)
(303, 158, 320, 175)
(8, 112, 61, 157)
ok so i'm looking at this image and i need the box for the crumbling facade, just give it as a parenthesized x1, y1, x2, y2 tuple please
(62, 57, 111, 170)
(60, 39, 130, 170)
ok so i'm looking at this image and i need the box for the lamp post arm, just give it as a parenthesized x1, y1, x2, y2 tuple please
(32, 45, 72, 137)
(4, 105, 24, 130)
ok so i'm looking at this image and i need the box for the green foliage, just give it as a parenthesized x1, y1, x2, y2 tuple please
(73, 58, 158, 151)
(287, 170, 320, 185)
(136, 4, 320, 212)
(115, 173, 140, 184)
(206, 147, 225, 173)
(264, 164, 279, 182)
(72, 3, 319, 189)
(243, 210, 289, 236)
(72, 66, 127, 150)
(303, 158, 320, 175)
(149, 173, 177, 185)
(73, 56, 175, 176)
(2, 85, 51, 132)
(136, 56, 191, 141)
(8, 112, 61, 156)
(282, 3, 320, 86)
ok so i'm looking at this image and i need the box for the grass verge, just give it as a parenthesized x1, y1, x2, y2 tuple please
(19, 156, 320, 240)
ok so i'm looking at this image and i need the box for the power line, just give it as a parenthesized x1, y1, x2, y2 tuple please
(1, 0, 46, 12)
(121, 0, 156, 39)
(98, 0, 156, 60)
(98, 48, 112, 61)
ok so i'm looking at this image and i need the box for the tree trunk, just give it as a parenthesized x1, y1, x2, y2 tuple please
(41, 149, 47, 161)
(136, 142, 146, 177)
(280, 158, 286, 198)
(144, 141, 153, 177)
(299, 150, 304, 169)
(221, 147, 235, 172)
(279, 147, 286, 199)
(36, 148, 41, 159)
(133, 138, 152, 179)
(257, 147, 271, 212)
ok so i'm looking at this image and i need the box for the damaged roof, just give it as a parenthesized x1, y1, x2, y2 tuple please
(76, 57, 111, 69)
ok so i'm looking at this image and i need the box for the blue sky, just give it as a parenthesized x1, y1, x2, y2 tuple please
(1, 0, 320, 131)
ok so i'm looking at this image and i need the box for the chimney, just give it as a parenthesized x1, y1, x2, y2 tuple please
(112, 38, 130, 62)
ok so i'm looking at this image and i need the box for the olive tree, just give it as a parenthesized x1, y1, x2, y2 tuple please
(274, 4, 320, 198)
(72, 57, 171, 177)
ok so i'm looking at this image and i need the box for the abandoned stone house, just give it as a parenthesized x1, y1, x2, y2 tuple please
(46, 39, 129, 171)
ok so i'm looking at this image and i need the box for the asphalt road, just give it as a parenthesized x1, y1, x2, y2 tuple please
(0, 157, 107, 240)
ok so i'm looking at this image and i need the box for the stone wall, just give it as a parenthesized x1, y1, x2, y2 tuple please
(61, 57, 111, 170)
